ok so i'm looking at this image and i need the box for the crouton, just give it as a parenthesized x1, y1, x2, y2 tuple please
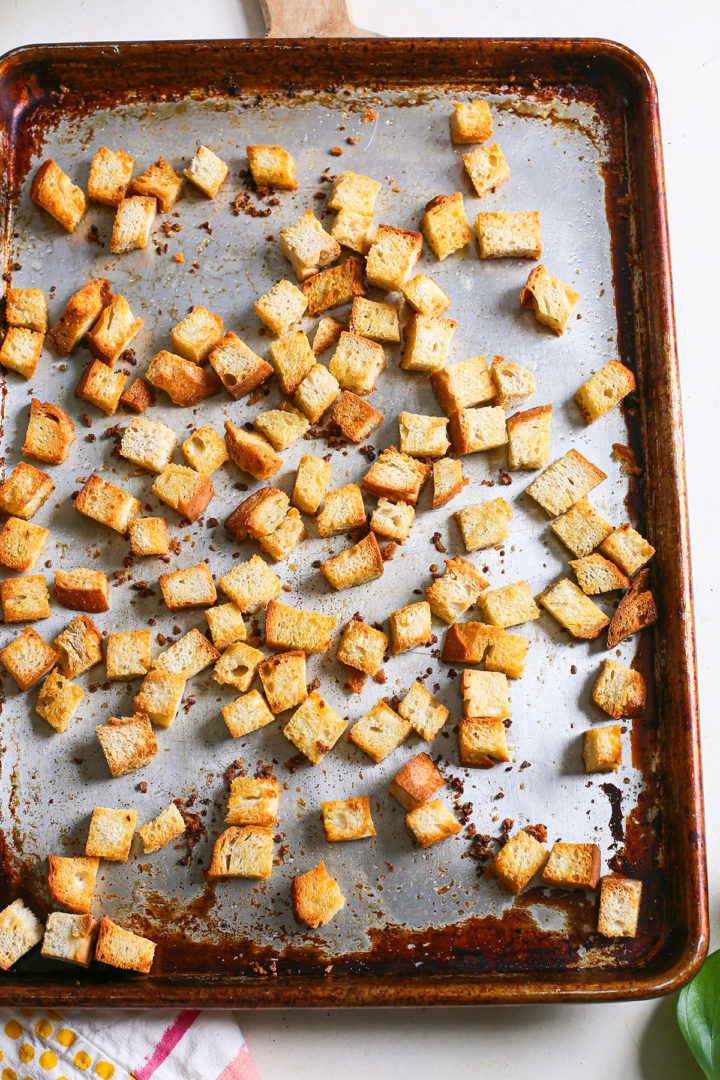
(348, 297, 400, 343)
(365, 224, 423, 291)
(86, 295, 142, 366)
(322, 532, 384, 591)
(95, 915, 155, 973)
(281, 208, 340, 281)
(258, 651, 307, 713)
(329, 331, 385, 396)
(35, 669, 85, 733)
(258, 509, 306, 563)
(283, 690, 346, 764)
(74, 473, 140, 534)
(458, 717, 510, 768)
(0, 574, 50, 623)
(0, 900, 43, 970)
(454, 498, 512, 553)
(520, 264, 579, 334)
(475, 211, 542, 259)
(527, 449, 606, 518)
(95, 714, 158, 776)
(597, 876, 642, 937)
(179, 426, 227, 477)
(450, 99, 493, 144)
(293, 363, 341, 423)
(269, 330, 316, 394)
(134, 669, 186, 728)
(440, 621, 505, 663)
(204, 603, 246, 651)
(406, 799, 461, 848)
(491, 830, 548, 894)
(607, 568, 657, 648)
(541, 842, 601, 890)
(370, 496, 415, 542)
(41, 912, 98, 968)
(600, 524, 655, 577)
(292, 862, 345, 928)
(75, 359, 128, 415)
(583, 725, 622, 773)
(254, 404, 310, 450)
(86, 807, 137, 861)
(219, 554, 281, 613)
(507, 405, 552, 470)
(52, 614, 102, 678)
(224, 420, 282, 481)
(570, 553, 630, 595)
(490, 357, 536, 409)
(401, 314, 457, 374)
(331, 393, 382, 445)
(214, 642, 266, 693)
(54, 568, 109, 613)
(248, 144, 297, 190)
(336, 618, 387, 677)
(575, 360, 636, 423)
(209, 331, 274, 400)
(49, 278, 112, 355)
(478, 581, 540, 628)
(0, 626, 57, 689)
(463, 142, 510, 197)
(146, 350, 220, 406)
(46, 855, 98, 914)
(362, 446, 430, 506)
(538, 578, 610, 639)
(349, 700, 411, 763)
(265, 600, 335, 654)
(432, 457, 465, 509)
(5, 287, 48, 332)
(184, 144, 228, 197)
(138, 803, 186, 853)
(226, 487, 290, 542)
(328, 170, 381, 215)
(152, 464, 214, 522)
(420, 192, 472, 260)
(317, 483, 366, 537)
(431, 356, 495, 415)
(0, 327, 43, 379)
(461, 669, 509, 719)
(119, 415, 177, 475)
(106, 629, 152, 679)
(256, 280, 308, 337)
(402, 274, 450, 317)
(390, 752, 445, 810)
(22, 399, 76, 464)
(227, 777, 281, 827)
(484, 632, 529, 679)
(303, 257, 366, 317)
(120, 377, 155, 413)
(449, 405, 508, 455)
(388, 600, 432, 656)
(222, 689, 275, 738)
(397, 682, 448, 743)
(551, 497, 613, 558)
(128, 156, 182, 211)
(87, 145, 133, 206)
(0, 516, 48, 571)
(322, 796, 376, 842)
(169, 305, 224, 364)
(426, 556, 488, 623)
(330, 208, 376, 254)
(592, 658, 646, 718)
(110, 195, 156, 253)
(208, 825, 274, 879)
(398, 412, 450, 458)
(313, 315, 346, 356)
(128, 516, 170, 557)
(292, 455, 332, 515)
(31, 159, 86, 231)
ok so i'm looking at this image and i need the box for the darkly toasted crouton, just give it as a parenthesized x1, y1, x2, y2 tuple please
(606, 569, 657, 648)
(128, 156, 182, 211)
(49, 278, 112, 355)
(146, 351, 220, 407)
(302, 256, 366, 316)
(333, 391, 383, 442)
(54, 568, 110, 613)
(224, 421, 281, 482)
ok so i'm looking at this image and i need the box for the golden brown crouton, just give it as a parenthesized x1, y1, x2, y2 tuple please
(281, 208, 340, 280)
(538, 578, 610, 640)
(248, 144, 297, 190)
(52, 614, 102, 679)
(95, 714, 158, 776)
(0, 327, 43, 379)
(205, 602, 246, 650)
(426, 556, 488, 623)
(213, 642, 266, 693)
(134, 670, 186, 728)
(475, 211, 541, 259)
(349, 700, 411, 763)
(0, 900, 43, 970)
(406, 799, 461, 848)
(491, 830, 548, 894)
(317, 483, 367, 537)
(222, 690, 275, 738)
(153, 464, 214, 522)
(87, 145, 133, 206)
(541, 843, 601, 890)
(592, 659, 646, 718)
(461, 669, 510, 718)
(226, 777, 280, 828)
(401, 274, 450, 317)
(208, 825, 275, 879)
(119, 414, 177, 474)
(120, 377, 155, 414)
(328, 170, 381, 214)
(159, 562, 216, 610)
(454, 498, 512, 552)
(74, 360, 128, 415)
(322, 532, 384, 591)
(440, 621, 505, 663)
(128, 156, 182, 211)
(527, 449, 606, 518)
(484, 632, 529, 679)
(146, 350, 220, 407)
(258, 651, 307, 713)
(458, 717, 510, 768)
(283, 690, 346, 764)
(449, 405, 508, 454)
(312, 316, 346, 356)
(110, 195, 157, 253)
(184, 145, 229, 197)
(365, 224, 423, 290)
(401, 314, 457, 374)
(224, 420, 282, 482)
(388, 601, 432, 656)
(22, 399, 76, 465)
(431, 355, 495, 415)
(0, 626, 57, 689)
(95, 915, 156, 972)
(507, 405, 552, 470)
(329, 331, 385, 395)
(597, 876, 642, 937)
(0, 517, 47, 571)
(209, 331, 273, 400)
(264, 600, 335, 654)
(599, 524, 655, 577)
(269, 330, 316, 394)
(570, 553, 630, 595)
(54, 568, 110, 613)
(219, 554, 281, 613)
(478, 581, 540, 628)
(49, 278, 112, 355)
(5, 287, 47, 333)
(450, 100, 493, 144)
(255, 279, 308, 337)
(398, 680, 449, 741)
(302, 256, 366, 317)
(181, 425, 228, 475)
(348, 297, 400, 343)
(35, 669, 84, 733)
(490, 357, 536, 409)
(332, 391, 383, 443)
(0, 574, 50, 623)
(551, 497, 613, 558)
(86, 295, 142, 366)
(170, 306, 224, 364)
(47, 856, 98, 914)
(520, 264, 580, 334)
(293, 363, 341, 423)
(31, 159, 86, 232)
(361, 446, 430, 506)
(225, 487, 289, 542)
(329, 206, 375, 255)
(398, 412, 449, 458)
(420, 192, 472, 260)
(41, 912, 98, 967)
(370, 497, 415, 542)
(583, 725, 622, 773)
(322, 797, 375, 842)
(390, 752, 445, 810)
(74, 473, 140, 534)
(291, 455, 332, 515)
(575, 360, 636, 423)
(432, 457, 465, 509)
(128, 517, 170, 557)
(292, 862, 345, 928)
(254, 404, 309, 450)
(257, 506, 303, 562)
(336, 618, 388, 677)
(463, 142, 510, 197)
(86, 807, 137, 861)
(138, 803, 186, 853)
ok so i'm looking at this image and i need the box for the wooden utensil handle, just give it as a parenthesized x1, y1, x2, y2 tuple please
(259, 0, 375, 37)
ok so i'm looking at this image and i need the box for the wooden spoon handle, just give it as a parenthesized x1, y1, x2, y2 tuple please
(259, 0, 378, 37)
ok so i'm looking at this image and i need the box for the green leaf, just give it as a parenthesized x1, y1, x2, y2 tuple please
(678, 949, 720, 1079)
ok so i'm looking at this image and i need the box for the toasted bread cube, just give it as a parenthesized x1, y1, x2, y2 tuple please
(219, 555, 281, 613)
(107, 628, 152, 683)
(607, 568, 657, 648)
(520, 264, 579, 334)
(138, 803, 186, 853)
(313, 315, 346, 355)
(362, 446, 430, 506)
(420, 192, 472, 260)
(538, 578, 609, 639)
(441, 621, 504, 663)
(31, 159, 85, 231)
(292, 862, 345, 927)
(406, 799, 461, 848)
(402, 274, 450, 317)
(389, 601, 432, 656)
(484, 632, 529, 679)
(1, 574, 50, 623)
(256, 280, 308, 337)
(49, 278, 112, 355)
(120, 377, 155, 413)
(395, 681, 447, 741)
(449, 406, 507, 455)
(491, 830, 548, 894)
(454, 498, 512, 553)
(551, 497, 613, 558)
(110, 195, 156, 252)
(259, 507, 306, 562)
(248, 144, 297, 190)
(292, 455, 332, 515)
(265, 600, 335, 654)
(507, 405, 552, 470)
(128, 156, 182, 209)
(0, 899, 43, 970)
(153, 464, 214, 522)
(120, 414, 177, 474)
(317, 483, 366, 537)
(478, 581, 540, 628)
(329, 332, 385, 396)
(36, 669, 85, 733)
(146, 350, 220, 407)
(204, 603, 247, 651)
(269, 330, 316, 394)
(46, 855, 98, 914)
(0, 626, 57, 689)
(336, 618, 387, 677)
(183, 144, 228, 197)
(541, 842, 601, 890)
(458, 717, 510, 768)
(461, 669, 509, 718)
(224, 420, 282, 481)
(303, 257, 365, 317)
(293, 363, 341, 423)
(365, 224, 423, 290)
(208, 825, 274, 879)
(490, 357, 536, 409)
(527, 449, 606, 518)
(281, 208, 340, 281)
(328, 170, 381, 215)
(179, 426, 227, 477)
(475, 211, 541, 259)
(254, 404, 309, 450)
(159, 562, 217, 611)
(570, 553, 630, 595)
(349, 701, 411, 763)
(95, 714, 158, 776)
(332, 392, 383, 445)
(0, 326, 43, 378)
(450, 99, 493, 144)
(222, 689, 275, 738)
(322, 797, 375, 842)
(209, 331, 273, 400)
(227, 777, 281, 828)
(431, 356, 495, 415)
(433, 457, 465, 509)
(86, 295, 142, 366)
(322, 532, 384, 591)
(283, 690, 346, 764)
(583, 724, 622, 773)
(74, 474, 140, 534)
(426, 556, 488, 623)
(575, 360, 636, 423)
(87, 145, 133, 205)
(227, 486, 290, 543)
(95, 915, 155, 973)
(348, 298, 400, 344)
(214, 641, 265, 692)
(390, 752, 445, 810)
(0, 516, 48, 571)
(6, 287, 47, 333)
(257, 651, 307, 713)
(592, 659, 646, 719)
(398, 412, 449, 458)
(463, 142, 510, 197)
(23, 399, 76, 465)
(52, 614, 102, 678)
(330, 208, 376, 254)
(134, 669, 186, 728)
(86, 807, 137, 862)
(370, 496, 415, 542)
(75, 359, 128, 415)
(598, 876, 642, 937)
(401, 314, 457, 374)
(169, 306, 224, 365)
(599, 524, 655, 576)
(128, 517, 170, 556)
(41, 912, 98, 968)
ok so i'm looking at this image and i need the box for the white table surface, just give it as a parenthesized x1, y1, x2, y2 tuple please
(2, 1, 718, 1076)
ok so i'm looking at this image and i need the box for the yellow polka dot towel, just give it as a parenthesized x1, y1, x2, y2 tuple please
(0, 1008, 260, 1080)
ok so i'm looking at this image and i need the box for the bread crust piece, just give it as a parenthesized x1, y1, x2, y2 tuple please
(224, 421, 282, 482)
(302, 257, 366, 316)
(362, 446, 430, 506)
(597, 876, 642, 938)
(95, 915, 156, 973)
(52, 614, 103, 678)
(22, 399, 77, 464)
(95, 714, 159, 776)
(349, 701, 412, 763)
(227, 777, 281, 827)
(146, 350, 221, 406)
(574, 359, 636, 423)
(322, 532, 384, 591)
(405, 799, 461, 848)
(49, 278, 113, 355)
(541, 842, 601, 890)
(321, 796, 376, 841)
(0, 574, 50, 623)
(265, 600, 335, 654)
(46, 855, 99, 914)
(152, 465, 214, 522)
(54, 568, 110, 612)
(365, 224, 423, 290)
(420, 192, 473, 260)
(0, 899, 44, 970)
(591, 658, 646, 719)
(283, 690, 346, 764)
(450, 99, 493, 144)
(74, 474, 141, 534)
(209, 331, 273, 400)
(128, 156, 183, 211)
(0, 627, 57, 690)
(208, 825, 275, 879)
(31, 159, 86, 232)
(491, 829, 548, 894)
(527, 449, 606, 518)
(458, 717, 510, 768)
(606, 568, 657, 648)
(332, 391, 383, 443)
(159, 562, 217, 610)
(390, 753, 445, 810)
(475, 211, 541, 259)
(87, 145, 133, 206)
(138, 803, 186, 853)
(520, 264, 580, 334)
(292, 862, 345, 928)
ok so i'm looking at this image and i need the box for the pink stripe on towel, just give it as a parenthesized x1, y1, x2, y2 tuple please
(132, 1009, 202, 1080)
(215, 1044, 263, 1080)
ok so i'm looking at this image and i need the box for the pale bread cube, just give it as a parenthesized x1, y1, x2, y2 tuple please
(6, 287, 48, 332)
(302, 257, 365, 317)
(322, 532, 384, 590)
(330, 209, 376, 254)
(46, 855, 98, 913)
(254, 404, 309, 450)
(401, 274, 450, 317)
(463, 142, 510, 196)
(333, 391, 383, 442)
(317, 483, 366, 537)
(110, 195, 156, 252)
(22, 399, 76, 463)
(281, 208, 339, 281)
(520, 264, 580, 334)
(170, 306, 224, 364)
(283, 690, 346, 764)
(454, 498, 512, 552)
(208, 825, 275, 879)
(120, 414, 177, 473)
(541, 842, 601, 890)
(0, 462, 53, 520)
(592, 659, 646, 719)
(224, 421, 281, 481)
(313, 316, 346, 356)
(398, 680, 449, 741)
(269, 330, 315, 394)
(134, 669, 186, 728)
(398, 412, 449, 458)
(348, 701, 412, 763)
(426, 556, 488, 623)
(152, 628, 220, 678)
(146, 350, 220, 406)
(420, 192, 472, 260)
(348, 297, 400, 343)
(491, 830, 548, 894)
(86, 294, 142, 366)
(321, 797, 376, 842)
(583, 725, 622, 772)
(87, 145, 133, 206)
(95, 714, 158, 776)
(461, 669, 509, 718)
(507, 405, 552, 470)
(213, 642, 266, 692)
(401, 314, 457, 374)
(49, 277, 111, 355)
(336, 618, 388, 677)
(0, 327, 43, 378)
(219, 555, 281, 613)
(390, 752, 445, 810)
(370, 497, 415, 542)
(365, 224, 422, 290)
(248, 144, 297, 190)
(406, 799, 461, 848)
(575, 360, 636, 423)
(106, 629, 151, 679)
(226, 777, 281, 827)
(0, 574, 50, 623)
(0, 899, 44, 969)
(458, 717, 510, 768)
(291, 455, 332, 515)
(551, 498, 613, 558)
(450, 100, 493, 144)
(259, 508, 306, 562)
(484, 633, 529, 679)
(362, 446, 430, 506)
(329, 331, 385, 395)
(159, 562, 216, 610)
(52, 614, 102, 679)
(86, 807, 137, 861)
(478, 581, 540, 628)
(209, 332, 273, 400)
(183, 145, 229, 197)
(599, 524, 655, 576)
(255, 279, 308, 337)
(431, 356, 495, 415)
(327, 171, 381, 215)
(258, 650, 307, 713)
(128, 157, 182, 211)
(538, 578, 610, 639)
(389, 601, 432, 656)
(293, 363, 341, 423)
(449, 405, 507, 454)
(95, 915, 155, 972)
(35, 669, 85, 733)
(570, 553, 630, 595)
(475, 211, 541, 259)
(138, 803, 186, 853)
(264, 600, 335, 654)
(222, 690, 275, 738)
(181, 425, 228, 475)
(527, 449, 606, 518)
(41, 912, 97, 968)
(31, 159, 86, 231)
(73, 473, 140, 534)
(0, 626, 58, 690)
(205, 602, 246, 650)
(432, 457, 465, 509)
(292, 862, 345, 928)
(490, 357, 536, 409)
(128, 517, 170, 556)
(597, 876, 642, 937)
